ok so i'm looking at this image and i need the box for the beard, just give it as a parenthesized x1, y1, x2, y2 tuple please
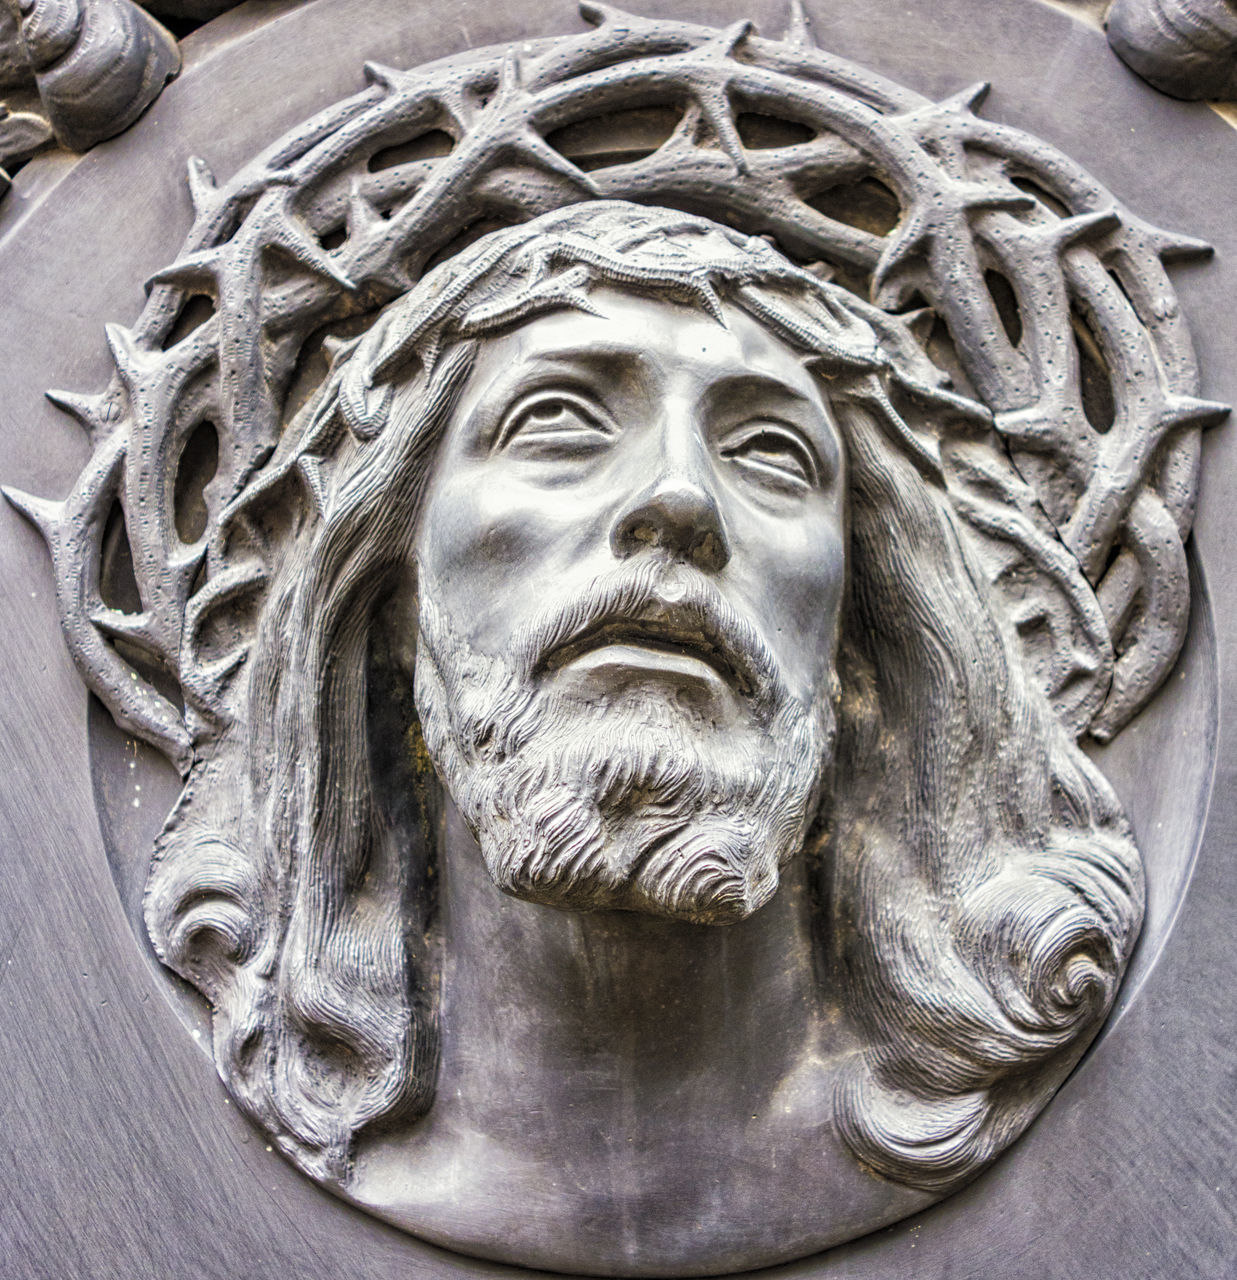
(413, 559, 836, 925)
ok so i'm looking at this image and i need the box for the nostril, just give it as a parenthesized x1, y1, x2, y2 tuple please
(691, 530, 729, 573)
(611, 515, 658, 558)
(610, 479, 731, 568)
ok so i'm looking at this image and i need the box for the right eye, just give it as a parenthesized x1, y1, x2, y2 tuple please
(498, 392, 613, 459)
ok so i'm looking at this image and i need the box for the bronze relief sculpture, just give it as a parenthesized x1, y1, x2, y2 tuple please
(3, 4, 1226, 1274)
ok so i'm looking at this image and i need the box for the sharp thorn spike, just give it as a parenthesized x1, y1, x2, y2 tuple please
(872, 214, 929, 298)
(91, 609, 160, 648)
(513, 127, 601, 194)
(171, 545, 208, 592)
(1060, 209, 1121, 244)
(578, 1, 631, 28)
(1195, 399, 1230, 427)
(699, 282, 727, 325)
(363, 62, 411, 92)
(145, 251, 222, 291)
(785, 0, 816, 47)
(695, 88, 748, 175)
(561, 289, 606, 318)
(959, 81, 990, 112)
(104, 324, 150, 392)
(104, 323, 137, 361)
(3, 487, 63, 545)
(716, 18, 755, 55)
(268, 213, 356, 291)
(46, 389, 112, 438)
(185, 156, 216, 214)
(1153, 230, 1213, 263)
(1166, 395, 1229, 429)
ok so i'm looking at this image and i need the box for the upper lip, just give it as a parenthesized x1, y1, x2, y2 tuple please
(542, 612, 750, 694)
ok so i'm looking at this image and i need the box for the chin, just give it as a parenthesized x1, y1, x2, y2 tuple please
(413, 587, 834, 928)
(490, 806, 787, 926)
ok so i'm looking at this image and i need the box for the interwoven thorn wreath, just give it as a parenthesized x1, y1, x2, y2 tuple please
(7, 1, 1225, 773)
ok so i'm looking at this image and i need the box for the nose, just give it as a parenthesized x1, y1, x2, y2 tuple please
(609, 425, 731, 573)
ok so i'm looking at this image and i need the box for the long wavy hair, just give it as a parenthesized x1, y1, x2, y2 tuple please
(143, 203, 1142, 1191)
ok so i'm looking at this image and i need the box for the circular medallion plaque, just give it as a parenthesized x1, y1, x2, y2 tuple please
(1, 1, 1234, 1277)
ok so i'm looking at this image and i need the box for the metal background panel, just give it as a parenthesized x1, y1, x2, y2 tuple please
(0, 0, 1233, 1275)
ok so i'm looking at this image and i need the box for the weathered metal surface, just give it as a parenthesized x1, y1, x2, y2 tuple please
(0, 1, 1234, 1276)
(5, 0, 180, 150)
(1107, 0, 1237, 101)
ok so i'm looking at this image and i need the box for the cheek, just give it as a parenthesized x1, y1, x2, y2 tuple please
(788, 526, 847, 655)
(745, 504, 847, 699)
(416, 474, 596, 649)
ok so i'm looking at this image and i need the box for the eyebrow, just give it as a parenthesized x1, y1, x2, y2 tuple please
(510, 348, 820, 408)
(703, 373, 841, 471)
(703, 372, 819, 409)
(507, 341, 647, 375)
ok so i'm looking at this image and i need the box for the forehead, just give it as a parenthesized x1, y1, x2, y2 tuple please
(461, 286, 825, 400)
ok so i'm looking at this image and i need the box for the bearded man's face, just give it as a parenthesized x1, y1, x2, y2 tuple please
(411, 288, 847, 924)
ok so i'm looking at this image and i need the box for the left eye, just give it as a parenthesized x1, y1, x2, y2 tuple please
(720, 425, 818, 490)
(498, 393, 612, 457)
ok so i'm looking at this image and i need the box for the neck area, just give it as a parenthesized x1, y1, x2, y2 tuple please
(435, 796, 828, 1138)
(350, 798, 916, 1277)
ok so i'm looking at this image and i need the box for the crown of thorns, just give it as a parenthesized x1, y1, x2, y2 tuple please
(7, 2, 1225, 774)
(301, 202, 975, 468)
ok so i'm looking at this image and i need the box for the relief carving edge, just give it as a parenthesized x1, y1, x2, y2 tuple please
(1107, 0, 1237, 102)
(0, 0, 179, 164)
(3, 3, 1226, 1272)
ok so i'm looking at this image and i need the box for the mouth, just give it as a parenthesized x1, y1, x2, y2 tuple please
(542, 618, 749, 694)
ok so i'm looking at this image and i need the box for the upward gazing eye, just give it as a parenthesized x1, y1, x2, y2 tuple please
(526, 400, 573, 426)
(720, 422, 820, 493)
(498, 392, 612, 458)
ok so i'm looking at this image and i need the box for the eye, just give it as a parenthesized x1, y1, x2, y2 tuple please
(497, 391, 613, 459)
(720, 422, 819, 492)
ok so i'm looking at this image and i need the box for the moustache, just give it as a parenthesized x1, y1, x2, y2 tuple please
(510, 558, 787, 714)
